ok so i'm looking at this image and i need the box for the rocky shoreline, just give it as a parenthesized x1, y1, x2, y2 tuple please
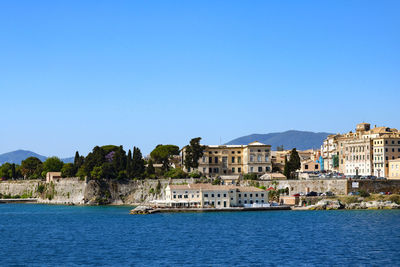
(306, 199, 400, 210)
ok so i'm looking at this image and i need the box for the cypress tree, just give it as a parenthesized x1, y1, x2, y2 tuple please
(132, 147, 145, 178)
(283, 157, 291, 179)
(126, 149, 132, 178)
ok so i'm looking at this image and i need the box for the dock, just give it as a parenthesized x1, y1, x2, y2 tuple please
(0, 198, 38, 204)
(130, 205, 291, 214)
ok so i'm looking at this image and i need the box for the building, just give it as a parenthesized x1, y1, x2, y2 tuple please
(182, 141, 272, 177)
(388, 158, 400, 180)
(46, 172, 62, 183)
(164, 183, 268, 208)
(300, 160, 320, 172)
(321, 123, 400, 177)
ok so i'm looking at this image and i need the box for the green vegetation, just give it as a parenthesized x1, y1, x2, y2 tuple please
(21, 157, 43, 179)
(164, 168, 186, 179)
(183, 137, 205, 171)
(212, 177, 221, 185)
(243, 173, 257, 180)
(283, 148, 300, 179)
(150, 144, 180, 171)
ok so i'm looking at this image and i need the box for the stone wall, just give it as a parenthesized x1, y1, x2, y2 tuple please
(242, 179, 349, 195)
(347, 180, 400, 194)
(0, 180, 41, 198)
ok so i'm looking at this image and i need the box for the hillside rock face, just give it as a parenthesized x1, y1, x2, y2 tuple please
(0, 178, 191, 205)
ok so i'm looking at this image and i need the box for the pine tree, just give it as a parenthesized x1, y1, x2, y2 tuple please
(184, 137, 205, 170)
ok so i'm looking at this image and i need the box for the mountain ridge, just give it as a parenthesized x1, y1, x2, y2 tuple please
(225, 130, 332, 150)
(0, 150, 74, 165)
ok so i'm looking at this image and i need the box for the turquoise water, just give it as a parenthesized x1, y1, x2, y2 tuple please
(0, 204, 399, 266)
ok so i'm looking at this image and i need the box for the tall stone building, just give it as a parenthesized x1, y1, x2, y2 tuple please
(321, 123, 400, 177)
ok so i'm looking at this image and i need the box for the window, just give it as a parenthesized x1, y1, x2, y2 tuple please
(250, 194, 253, 197)
(173, 195, 176, 199)
(257, 155, 262, 162)
(217, 194, 220, 197)
(232, 167, 235, 173)
(214, 168, 219, 173)
(178, 195, 182, 198)
(393, 148, 395, 152)
(204, 194, 208, 197)
(184, 195, 188, 198)
(258, 149, 261, 152)
(239, 200, 241, 204)
(209, 168, 212, 173)
(211, 194, 214, 197)
(250, 167, 254, 172)
(250, 155, 254, 162)
(231, 198, 233, 200)
(238, 194, 241, 198)
(265, 156, 269, 162)
(217, 201, 220, 205)
(238, 167, 242, 173)
(202, 156, 206, 163)
(231, 151, 235, 154)
(203, 168, 206, 173)
(209, 157, 212, 163)
(244, 194, 247, 197)
(223, 194, 226, 197)
(232, 157, 235, 163)
(261, 193, 264, 197)
(214, 157, 218, 163)
(238, 151, 241, 154)
(315, 165, 319, 169)
(255, 194, 258, 197)
(305, 164, 309, 170)
(258, 167, 262, 172)
(238, 157, 241, 163)
(266, 167, 270, 172)
(244, 200, 247, 204)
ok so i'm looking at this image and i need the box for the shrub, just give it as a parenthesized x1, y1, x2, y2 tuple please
(358, 190, 370, 198)
(389, 194, 400, 204)
(212, 177, 221, 185)
(37, 184, 46, 194)
(164, 168, 186, 179)
(189, 171, 201, 178)
(243, 173, 257, 180)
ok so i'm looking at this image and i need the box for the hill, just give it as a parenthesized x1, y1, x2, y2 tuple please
(0, 150, 74, 165)
(225, 130, 332, 150)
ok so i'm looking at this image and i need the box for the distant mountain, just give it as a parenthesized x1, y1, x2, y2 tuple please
(225, 130, 333, 150)
(0, 150, 74, 165)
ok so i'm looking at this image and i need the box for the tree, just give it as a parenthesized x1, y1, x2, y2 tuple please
(74, 151, 84, 172)
(150, 144, 180, 171)
(184, 137, 205, 170)
(164, 168, 186, 178)
(43, 157, 64, 174)
(283, 157, 291, 179)
(61, 163, 76, 178)
(0, 163, 13, 179)
(112, 146, 127, 173)
(332, 154, 339, 168)
(20, 157, 43, 179)
(132, 147, 145, 178)
(289, 148, 301, 171)
(146, 159, 155, 175)
(126, 149, 132, 178)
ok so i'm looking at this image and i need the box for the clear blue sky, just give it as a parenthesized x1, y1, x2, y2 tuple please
(1, 0, 399, 157)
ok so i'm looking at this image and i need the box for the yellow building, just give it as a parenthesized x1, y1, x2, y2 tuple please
(182, 141, 272, 177)
(387, 159, 400, 180)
